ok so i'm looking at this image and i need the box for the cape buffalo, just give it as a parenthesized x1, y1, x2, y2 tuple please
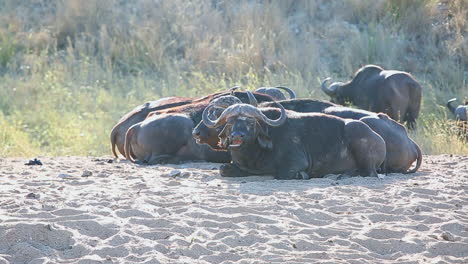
(261, 100, 422, 173)
(111, 86, 239, 158)
(124, 92, 274, 164)
(202, 103, 386, 179)
(194, 97, 421, 173)
(447, 98, 468, 121)
(255, 86, 296, 100)
(110, 96, 194, 158)
(321, 107, 421, 173)
(124, 113, 231, 164)
(321, 64, 422, 129)
(447, 98, 468, 139)
(192, 95, 243, 149)
(192, 91, 261, 148)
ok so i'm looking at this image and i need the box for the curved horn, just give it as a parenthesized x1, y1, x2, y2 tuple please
(321, 77, 341, 97)
(246, 90, 258, 106)
(274, 86, 296, 99)
(202, 105, 220, 128)
(447, 98, 457, 115)
(202, 105, 224, 127)
(252, 102, 287, 127)
(202, 104, 240, 128)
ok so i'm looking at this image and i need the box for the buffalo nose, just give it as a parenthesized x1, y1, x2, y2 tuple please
(230, 131, 245, 139)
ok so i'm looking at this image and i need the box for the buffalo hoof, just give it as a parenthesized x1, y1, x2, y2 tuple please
(298, 171, 310, 180)
(220, 164, 248, 177)
(407, 121, 416, 130)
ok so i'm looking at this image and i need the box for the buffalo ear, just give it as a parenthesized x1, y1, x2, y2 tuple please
(218, 125, 230, 149)
(256, 123, 273, 150)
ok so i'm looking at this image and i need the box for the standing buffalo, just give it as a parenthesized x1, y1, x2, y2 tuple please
(202, 103, 386, 179)
(321, 65, 422, 129)
(123, 91, 274, 164)
(447, 98, 468, 121)
(255, 86, 296, 100)
(447, 98, 468, 139)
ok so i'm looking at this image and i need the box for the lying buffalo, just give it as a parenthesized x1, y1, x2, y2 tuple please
(261, 100, 422, 173)
(192, 97, 337, 148)
(447, 98, 468, 121)
(202, 102, 386, 179)
(124, 113, 231, 164)
(255, 86, 296, 100)
(110, 96, 194, 158)
(321, 64, 422, 129)
(111, 86, 242, 158)
(321, 107, 421, 173)
(110, 85, 280, 158)
(194, 97, 422, 173)
(192, 95, 243, 149)
(124, 91, 274, 164)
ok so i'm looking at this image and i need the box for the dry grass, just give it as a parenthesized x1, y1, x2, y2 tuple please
(0, 0, 466, 156)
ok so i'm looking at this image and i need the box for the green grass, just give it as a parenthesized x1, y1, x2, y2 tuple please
(0, 0, 466, 157)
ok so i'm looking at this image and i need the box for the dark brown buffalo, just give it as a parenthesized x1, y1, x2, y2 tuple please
(193, 98, 336, 149)
(194, 98, 422, 173)
(192, 95, 243, 149)
(110, 96, 193, 158)
(447, 98, 468, 139)
(124, 113, 231, 164)
(321, 107, 421, 173)
(111, 86, 241, 158)
(123, 92, 274, 164)
(202, 103, 386, 179)
(447, 98, 468, 121)
(321, 64, 422, 129)
(255, 86, 296, 100)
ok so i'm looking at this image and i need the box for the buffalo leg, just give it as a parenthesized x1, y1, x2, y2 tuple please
(344, 120, 386, 177)
(146, 154, 176, 165)
(274, 154, 310, 179)
(275, 168, 306, 180)
(275, 162, 310, 180)
(219, 163, 250, 177)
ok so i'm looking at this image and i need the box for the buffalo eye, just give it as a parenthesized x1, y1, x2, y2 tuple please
(216, 125, 226, 133)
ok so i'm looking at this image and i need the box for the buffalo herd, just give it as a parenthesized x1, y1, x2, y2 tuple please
(110, 64, 440, 179)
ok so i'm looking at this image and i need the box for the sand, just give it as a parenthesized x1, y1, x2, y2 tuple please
(0, 155, 467, 264)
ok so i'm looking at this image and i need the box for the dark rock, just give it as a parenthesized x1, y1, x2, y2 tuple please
(25, 158, 43, 166)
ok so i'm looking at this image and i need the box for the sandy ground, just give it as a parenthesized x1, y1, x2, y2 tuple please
(0, 155, 467, 264)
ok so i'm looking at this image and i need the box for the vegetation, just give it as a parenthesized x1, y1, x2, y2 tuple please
(0, 0, 466, 157)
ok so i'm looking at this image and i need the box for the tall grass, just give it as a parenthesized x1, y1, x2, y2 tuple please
(0, 0, 466, 157)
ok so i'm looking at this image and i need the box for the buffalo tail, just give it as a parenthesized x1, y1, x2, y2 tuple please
(404, 139, 422, 174)
(124, 126, 136, 163)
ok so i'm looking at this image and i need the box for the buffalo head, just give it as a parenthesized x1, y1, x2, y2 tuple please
(202, 101, 286, 150)
(192, 91, 258, 148)
(321, 78, 347, 105)
(255, 86, 296, 101)
(447, 98, 468, 121)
